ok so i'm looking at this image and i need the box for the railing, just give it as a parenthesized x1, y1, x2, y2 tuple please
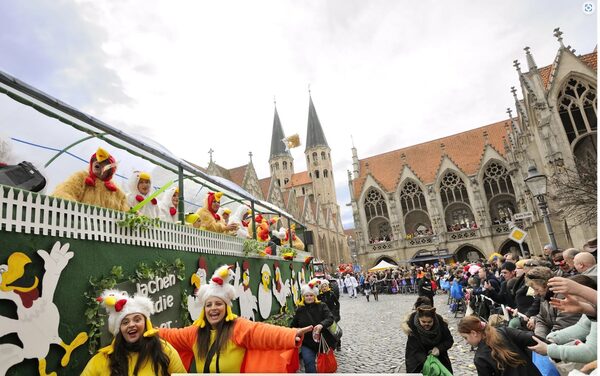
(447, 229, 479, 241)
(406, 234, 436, 246)
(0, 185, 311, 260)
(369, 240, 397, 252)
(491, 223, 511, 234)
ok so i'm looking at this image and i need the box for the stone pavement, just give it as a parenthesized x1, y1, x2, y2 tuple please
(333, 291, 478, 374)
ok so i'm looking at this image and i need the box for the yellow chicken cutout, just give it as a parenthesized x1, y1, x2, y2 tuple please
(0, 242, 88, 376)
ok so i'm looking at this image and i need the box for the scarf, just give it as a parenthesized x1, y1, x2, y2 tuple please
(413, 313, 442, 347)
(124, 340, 142, 353)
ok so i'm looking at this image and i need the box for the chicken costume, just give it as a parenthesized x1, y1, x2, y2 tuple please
(158, 187, 179, 223)
(51, 148, 128, 212)
(283, 224, 305, 251)
(82, 290, 185, 375)
(125, 171, 159, 218)
(159, 265, 301, 373)
(195, 191, 230, 233)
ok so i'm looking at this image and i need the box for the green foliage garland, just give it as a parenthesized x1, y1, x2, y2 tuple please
(117, 212, 161, 231)
(85, 259, 185, 354)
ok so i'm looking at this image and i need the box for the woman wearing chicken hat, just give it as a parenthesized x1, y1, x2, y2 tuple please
(126, 170, 159, 218)
(291, 279, 336, 373)
(159, 265, 313, 373)
(81, 290, 185, 375)
(158, 186, 180, 223)
(52, 147, 129, 212)
(195, 191, 239, 234)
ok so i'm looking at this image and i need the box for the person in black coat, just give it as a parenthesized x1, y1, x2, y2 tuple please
(458, 315, 541, 376)
(291, 281, 335, 373)
(417, 272, 436, 305)
(402, 300, 454, 374)
(318, 280, 340, 322)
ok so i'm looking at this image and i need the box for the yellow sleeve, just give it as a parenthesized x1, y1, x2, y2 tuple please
(163, 340, 187, 374)
(80, 352, 109, 376)
(197, 208, 228, 233)
(51, 171, 87, 202)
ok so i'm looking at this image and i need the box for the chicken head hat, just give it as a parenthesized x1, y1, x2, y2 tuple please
(193, 264, 238, 328)
(97, 289, 158, 338)
(299, 279, 321, 305)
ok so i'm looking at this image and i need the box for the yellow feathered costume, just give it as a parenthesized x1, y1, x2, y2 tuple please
(195, 192, 230, 233)
(51, 148, 128, 212)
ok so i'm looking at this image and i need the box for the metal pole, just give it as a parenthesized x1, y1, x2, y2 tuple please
(537, 195, 558, 251)
(178, 165, 185, 223)
(250, 200, 257, 241)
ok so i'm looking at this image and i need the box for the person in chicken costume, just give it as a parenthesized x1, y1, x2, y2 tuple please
(196, 191, 238, 234)
(82, 290, 185, 375)
(159, 265, 313, 373)
(284, 223, 305, 251)
(158, 187, 180, 223)
(52, 147, 129, 211)
(125, 170, 159, 218)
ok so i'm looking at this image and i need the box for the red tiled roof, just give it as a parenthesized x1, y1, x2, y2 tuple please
(286, 171, 311, 188)
(228, 165, 248, 187)
(344, 228, 356, 237)
(539, 51, 597, 89)
(258, 177, 271, 200)
(352, 119, 510, 199)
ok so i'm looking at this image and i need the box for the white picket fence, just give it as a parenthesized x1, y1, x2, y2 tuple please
(0, 185, 245, 256)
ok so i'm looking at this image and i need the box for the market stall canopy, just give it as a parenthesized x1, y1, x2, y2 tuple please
(368, 260, 397, 272)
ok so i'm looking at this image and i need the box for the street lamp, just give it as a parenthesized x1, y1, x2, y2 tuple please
(524, 165, 558, 251)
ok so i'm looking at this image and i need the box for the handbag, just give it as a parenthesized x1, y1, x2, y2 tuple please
(316, 336, 337, 373)
(422, 354, 452, 376)
(327, 320, 343, 340)
(0, 161, 46, 192)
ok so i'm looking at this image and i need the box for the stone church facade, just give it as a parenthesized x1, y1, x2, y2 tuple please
(348, 29, 597, 268)
(203, 96, 350, 267)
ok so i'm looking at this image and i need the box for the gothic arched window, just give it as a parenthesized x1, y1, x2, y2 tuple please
(283, 161, 288, 170)
(483, 162, 515, 201)
(312, 152, 318, 161)
(439, 171, 470, 208)
(284, 178, 289, 185)
(400, 180, 428, 213)
(321, 151, 326, 160)
(315, 170, 320, 178)
(558, 77, 597, 144)
(364, 188, 389, 222)
(275, 162, 279, 170)
(324, 169, 328, 178)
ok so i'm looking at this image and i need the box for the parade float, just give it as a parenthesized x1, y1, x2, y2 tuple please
(0, 70, 314, 375)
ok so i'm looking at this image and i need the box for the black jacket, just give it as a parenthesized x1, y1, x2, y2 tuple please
(319, 290, 340, 322)
(486, 278, 516, 308)
(418, 278, 435, 298)
(474, 327, 541, 376)
(511, 274, 535, 315)
(290, 302, 335, 351)
(403, 312, 454, 374)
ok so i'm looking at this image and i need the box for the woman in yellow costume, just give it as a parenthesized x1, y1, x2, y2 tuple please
(159, 265, 313, 373)
(284, 223, 305, 251)
(81, 290, 185, 375)
(52, 147, 129, 212)
(196, 191, 238, 234)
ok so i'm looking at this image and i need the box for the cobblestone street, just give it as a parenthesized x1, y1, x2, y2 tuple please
(333, 291, 478, 374)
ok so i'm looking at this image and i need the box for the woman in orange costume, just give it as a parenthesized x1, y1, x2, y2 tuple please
(196, 192, 238, 234)
(159, 265, 313, 373)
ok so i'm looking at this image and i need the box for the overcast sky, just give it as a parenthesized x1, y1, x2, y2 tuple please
(0, 0, 596, 229)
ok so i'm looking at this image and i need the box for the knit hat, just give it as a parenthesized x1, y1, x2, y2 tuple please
(193, 265, 238, 328)
(301, 279, 321, 296)
(97, 289, 158, 338)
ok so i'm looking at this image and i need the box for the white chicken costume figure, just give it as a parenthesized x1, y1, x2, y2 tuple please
(289, 264, 301, 307)
(272, 261, 291, 313)
(233, 260, 258, 320)
(257, 263, 273, 319)
(229, 205, 252, 238)
(187, 257, 208, 321)
(193, 265, 238, 328)
(0, 242, 88, 376)
(125, 170, 159, 218)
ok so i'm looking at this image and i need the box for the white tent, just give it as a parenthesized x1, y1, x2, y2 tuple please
(368, 260, 398, 272)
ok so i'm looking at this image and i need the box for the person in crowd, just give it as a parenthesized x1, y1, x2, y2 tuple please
(82, 290, 185, 375)
(485, 262, 517, 308)
(504, 253, 519, 263)
(548, 276, 597, 315)
(477, 266, 501, 294)
(344, 273, 358, 298)
(574, 251, 597, 282)
(458, 315, 541, 376)
(318, 279, 341, 350)
(196, 191, 239, 234)
(562, 248, 581, 270)
(52, 147, 129, 212)
(126, 170, 159, 218)
(291, 281, 336, 373)
(525, 266, 581, 338)
(402, 297, 454, 374)
(159, 265, 312, 373)
(158, 186, 180, 223)
(583, 238, 597, 260)
(418, 272, 436, 305)
(369, 273, 380, 301)
(552, 250, 577, 277)
(508, 259, 536, 328)
(542, 243, 554, 264)
(528, 275, 597, 367)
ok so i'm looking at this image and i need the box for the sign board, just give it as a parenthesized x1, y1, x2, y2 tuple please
(513, 212, 534, 220)
(508, 227, 528, 244)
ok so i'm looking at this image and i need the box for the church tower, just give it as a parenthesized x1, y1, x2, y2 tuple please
(304, 95, 338, 215)
(269, 104, 294, 189)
